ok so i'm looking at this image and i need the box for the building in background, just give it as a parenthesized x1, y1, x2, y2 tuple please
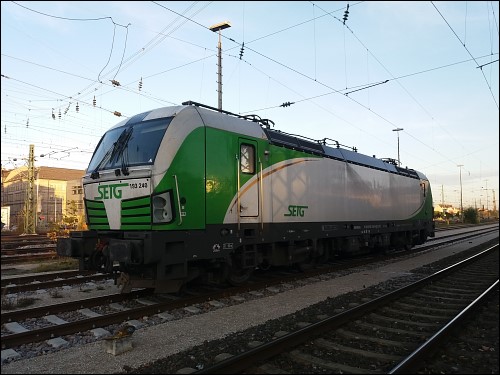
(1, 166, 85, 232)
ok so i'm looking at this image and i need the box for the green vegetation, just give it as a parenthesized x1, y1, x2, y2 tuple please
(14, 295, 38, 308)
(49, 289, 63, 298)
(32, 258, 79, 273)
(1, 292, 38, 310)
(463, 207, 480, 224)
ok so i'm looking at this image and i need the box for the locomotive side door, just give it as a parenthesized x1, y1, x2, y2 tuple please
(238, 139, 259, 217)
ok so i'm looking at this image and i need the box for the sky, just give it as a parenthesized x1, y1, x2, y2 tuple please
(1, 1, 499, 211)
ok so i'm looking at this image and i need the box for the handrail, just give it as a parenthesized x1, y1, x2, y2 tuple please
(236, 154, 240, 231)
(173, 175, 183, 225)
(259, 159, 264, 231)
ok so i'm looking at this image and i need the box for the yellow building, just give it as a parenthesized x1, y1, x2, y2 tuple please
(1, 166, 85, 231)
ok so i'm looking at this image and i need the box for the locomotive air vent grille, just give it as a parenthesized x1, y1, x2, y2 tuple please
(120, 196, 152, 230)
(85, 199, 110, 230)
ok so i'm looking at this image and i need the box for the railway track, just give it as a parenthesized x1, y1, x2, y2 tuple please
(1, 245, 56, 256)
(1, 252, 59, 265)
(1, 233, 58, 265)
(412, 284, 499, 373)
(1, 271, 111, 294)
(1, 227, 497, 365)
(194, 244, 499, 374)
(0, 235, 54, 249)
(1, 258, 374, 350)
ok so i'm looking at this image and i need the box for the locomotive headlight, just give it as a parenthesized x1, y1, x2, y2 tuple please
(152, 192, 173, 223)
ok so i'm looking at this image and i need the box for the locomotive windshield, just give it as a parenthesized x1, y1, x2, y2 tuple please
(87, 117, 172, 174)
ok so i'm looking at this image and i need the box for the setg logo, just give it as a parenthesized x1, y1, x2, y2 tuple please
(284, 205, 308, 217)
(94, 183, 128, 200)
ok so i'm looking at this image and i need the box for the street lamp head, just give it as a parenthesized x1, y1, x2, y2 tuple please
(209, 21, 231, 32)
(392, 128, 403, 132)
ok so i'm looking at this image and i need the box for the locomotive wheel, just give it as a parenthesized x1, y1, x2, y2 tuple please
(259, 260, 271, 271)
(226, 266, 253, 286)
(90, 251, 105, 270)
(90, 251, 112, 272)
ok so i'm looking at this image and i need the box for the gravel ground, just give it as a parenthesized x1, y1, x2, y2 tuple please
(1, 235, 498, 374)
(121, 244, 499, 374)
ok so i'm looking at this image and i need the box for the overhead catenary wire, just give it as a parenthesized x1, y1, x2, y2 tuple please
(431, 1, 498, 109)
(2, 1, 498, 189)
(11, 1, 132, 85)
(4, 4, 208, 122)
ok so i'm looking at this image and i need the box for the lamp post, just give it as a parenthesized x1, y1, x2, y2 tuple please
(392, 128, 403, 167)
(209, 21, 231, 111)
(457, 164, 464, 223)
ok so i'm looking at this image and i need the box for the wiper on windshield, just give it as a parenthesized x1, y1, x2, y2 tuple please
(90, 127, 133, 179)
(116, 129, 133, 176)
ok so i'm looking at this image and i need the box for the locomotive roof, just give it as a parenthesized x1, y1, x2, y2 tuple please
(262, 127, 424, 180)
(180, 101, 427, 181)
(112, 101, 427, 181)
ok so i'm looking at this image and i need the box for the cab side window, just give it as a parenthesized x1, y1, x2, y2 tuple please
(240, 143, 255, 174)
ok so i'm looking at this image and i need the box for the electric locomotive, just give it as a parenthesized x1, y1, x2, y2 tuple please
(57, 101, 435, 293)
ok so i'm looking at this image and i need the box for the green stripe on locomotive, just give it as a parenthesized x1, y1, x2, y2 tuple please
(412, 180, 434, 220)
(151, 126, 205, 230)
(151, 125, 320, 229)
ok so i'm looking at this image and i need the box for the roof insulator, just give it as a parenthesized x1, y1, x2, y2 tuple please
(239, 42, 245, 60)
(343, 4, 350, 24)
